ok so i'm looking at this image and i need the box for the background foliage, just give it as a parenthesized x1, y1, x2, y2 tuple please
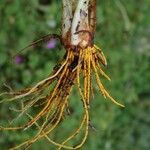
(0, 0, 149, 150)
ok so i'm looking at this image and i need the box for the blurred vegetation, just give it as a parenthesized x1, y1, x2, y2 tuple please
(0, 0, 149, 150)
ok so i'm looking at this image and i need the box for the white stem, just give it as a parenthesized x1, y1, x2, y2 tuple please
(62, 0, 73, 38)
(71, 0, 90, 46)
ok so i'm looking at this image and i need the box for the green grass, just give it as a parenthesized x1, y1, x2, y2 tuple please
(0, 0, 150, 150)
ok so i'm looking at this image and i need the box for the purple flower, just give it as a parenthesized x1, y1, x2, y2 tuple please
(46, 39, 57, 49)
(15, 55, 25, 64)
